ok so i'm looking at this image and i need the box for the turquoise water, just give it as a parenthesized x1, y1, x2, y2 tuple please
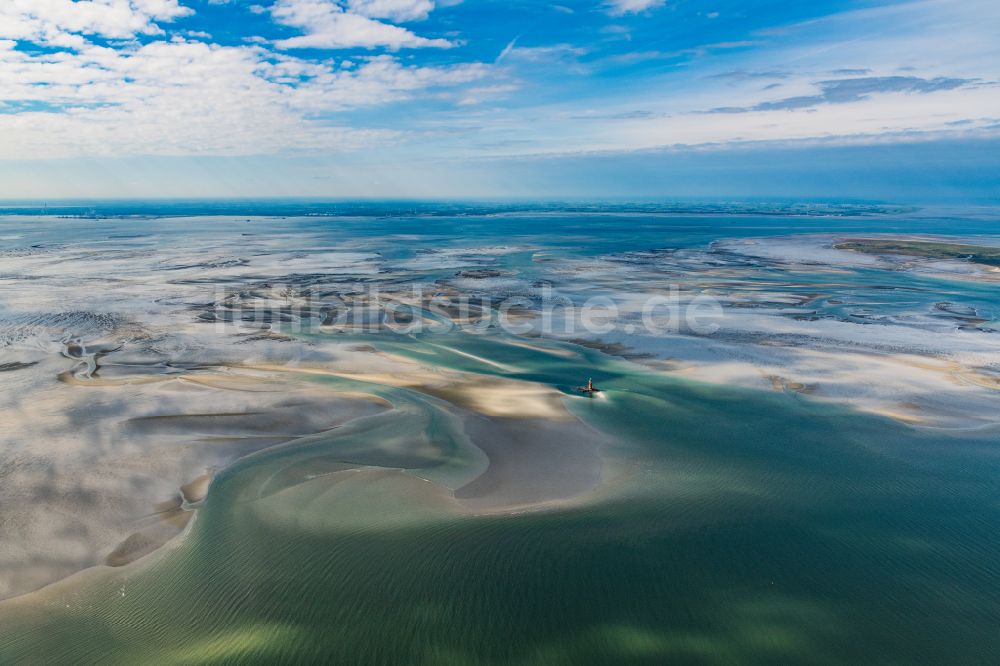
(1, 204, 999, 663)
(2, 332, 999, 663)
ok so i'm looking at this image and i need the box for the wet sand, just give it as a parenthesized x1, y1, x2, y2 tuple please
(2, 212, 1000, 664)
(246, 354, 609, 512)
(454, 414, 604, 511)
(0, 372, 387, 600)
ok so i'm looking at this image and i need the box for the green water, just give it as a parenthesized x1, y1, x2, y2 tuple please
(2, 331, 998, 664)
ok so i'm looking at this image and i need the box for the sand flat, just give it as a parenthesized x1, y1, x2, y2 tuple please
(0, 370, 388, 600)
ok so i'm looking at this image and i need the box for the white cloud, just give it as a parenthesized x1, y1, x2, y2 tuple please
(0, 0, 192, 48)
(0, 39, 487, 158)
(457, 83, 518, 106)
(496, 43, 589, 74)
(447, 0, 1000, 159)
(0, 0, 484, 159)
(499, 44, 587, 62)
(604, 87, 1000, 151)
(1, 0, 993, 169)
(271, 0, 450, 50)
(605, 0, 665, 16)
(347, 0, 435, 22)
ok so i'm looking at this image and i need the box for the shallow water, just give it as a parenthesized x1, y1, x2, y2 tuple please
(1, 203, 999, 663)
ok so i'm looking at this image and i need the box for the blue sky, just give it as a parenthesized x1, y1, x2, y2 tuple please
(0, 0, 997, 199)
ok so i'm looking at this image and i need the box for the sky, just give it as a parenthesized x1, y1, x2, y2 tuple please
(0, 0, 998, 200)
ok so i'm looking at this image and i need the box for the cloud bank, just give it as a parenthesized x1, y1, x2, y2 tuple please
(0, 0, 996, 182)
